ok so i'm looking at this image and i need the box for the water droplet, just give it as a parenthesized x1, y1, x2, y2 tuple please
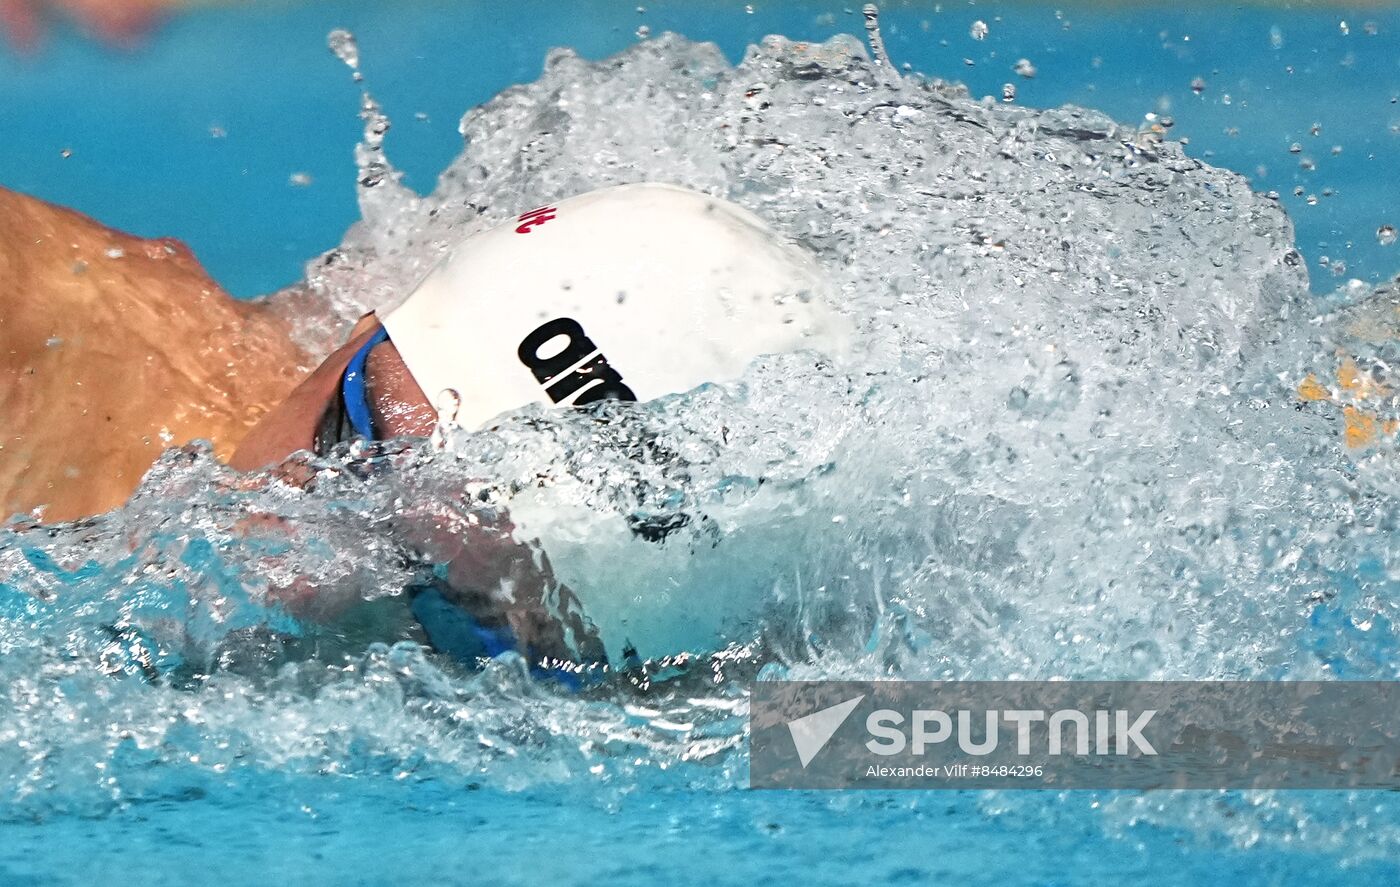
(636, 24, 650, 39)
(1014, 58, 1037, 78)
(1339, 20, 1350, 36)
(1270, 25, 1284, 49)
(431, 388, 462, 452)
(59, 148, 72, 159)
(1190, 76, 1206, 95)
(1310, 122, 1321, 136)
(1364, 21, 1379, 36)
(104, 247, 125, 259)
(328, 28, 361, 81)
(1001, 83, 1016, 103)
(1288, 142, 1302, 154)
(208, 125, 226, 139)
(744, 3, 754, 13)
(970, 20, 989, 40)
(1379, 225, 1398, 246)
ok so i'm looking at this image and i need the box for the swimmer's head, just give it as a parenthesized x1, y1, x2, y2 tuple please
(375, 182, 850, 431)
(232, 183, 849, 470)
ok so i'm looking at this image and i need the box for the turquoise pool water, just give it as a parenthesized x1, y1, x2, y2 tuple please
(3, 3, 1400, 886)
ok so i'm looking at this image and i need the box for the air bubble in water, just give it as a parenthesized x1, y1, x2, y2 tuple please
(1379, 225, 1398, 246)
(1014, 58, 1037, 78)
(1001, 83, 1016, 103)
(637, 24, 651, 39)
(970, 20, 989, 40)
(1190, 76, 1206, 94)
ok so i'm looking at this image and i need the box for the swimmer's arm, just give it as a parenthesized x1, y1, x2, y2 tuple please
(391, 504, 606, 665)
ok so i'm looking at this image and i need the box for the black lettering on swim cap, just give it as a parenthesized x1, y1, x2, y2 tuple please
(518, 317, 596, 384)
(520, 317, 637, 406)
(547, 353, 638, 405)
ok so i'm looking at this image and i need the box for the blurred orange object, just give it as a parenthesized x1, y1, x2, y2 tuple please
(0, 0, 188, 50)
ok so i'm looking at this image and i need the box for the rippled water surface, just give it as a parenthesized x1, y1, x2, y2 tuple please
(3, 3, 1400, 884)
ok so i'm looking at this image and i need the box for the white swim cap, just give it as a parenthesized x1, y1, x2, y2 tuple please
(380, 183, 848, 427)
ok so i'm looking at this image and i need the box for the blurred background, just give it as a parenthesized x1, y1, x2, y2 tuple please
(0, 0, 1397, 297)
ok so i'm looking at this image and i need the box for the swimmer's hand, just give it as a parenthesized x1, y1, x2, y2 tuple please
(393, 503, 608, 666)
(1, 0, 181, 50)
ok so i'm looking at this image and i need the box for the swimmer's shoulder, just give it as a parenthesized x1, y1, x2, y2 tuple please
(0, 187, 310, 521)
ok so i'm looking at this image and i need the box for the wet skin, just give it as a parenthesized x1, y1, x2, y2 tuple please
(0, 186, 310, 522)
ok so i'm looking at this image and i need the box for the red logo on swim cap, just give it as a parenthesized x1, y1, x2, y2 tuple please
(515, 206, 557, 234)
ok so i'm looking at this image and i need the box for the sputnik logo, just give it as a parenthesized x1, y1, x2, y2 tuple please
(786, 695, 865, 768)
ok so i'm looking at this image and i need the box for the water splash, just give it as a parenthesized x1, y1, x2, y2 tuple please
(861, 4, 894, 75)
(326, 28, 421, 257)
(3, 30, 1400, 861)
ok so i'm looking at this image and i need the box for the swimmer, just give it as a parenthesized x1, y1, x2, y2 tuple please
(2, 183, 848, 673)
(1, 0, 184, 49)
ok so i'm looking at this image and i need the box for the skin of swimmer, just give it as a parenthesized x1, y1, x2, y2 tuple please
(0, 0, 182, 50)
(0, 186, 311, 522)
(365, 340, 437, 438)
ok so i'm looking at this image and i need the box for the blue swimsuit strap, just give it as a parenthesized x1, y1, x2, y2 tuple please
(342, 326, 390, 441)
